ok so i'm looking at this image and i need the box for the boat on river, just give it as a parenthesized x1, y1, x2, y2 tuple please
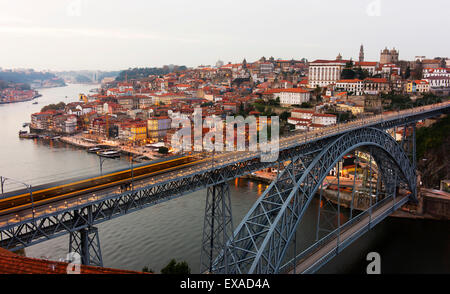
(87, 147, 102, 154)
(18, 131, 38, 139)
(98, 150, 121, 158)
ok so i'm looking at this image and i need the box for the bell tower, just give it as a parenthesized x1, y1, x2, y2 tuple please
(359, 44, 365, 62)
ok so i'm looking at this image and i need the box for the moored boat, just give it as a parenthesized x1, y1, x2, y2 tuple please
(87, 147, 102, 153)
(18, 131, 38, 139)
(98, 150, 121, 158)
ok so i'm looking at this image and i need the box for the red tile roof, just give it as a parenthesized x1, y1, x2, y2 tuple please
(422, 59, 441, 64)
(355, 62, 378, 67)
(263, 88, 309, 94)
(336, 79, 362, 83)
(288, 117, 311, 122)
(292, 109, 315, 113)
(310, 59, 349, 64)
(313, 113, 337, 118)
(0, 248, 145, 274)
(364, 78, 388, 83)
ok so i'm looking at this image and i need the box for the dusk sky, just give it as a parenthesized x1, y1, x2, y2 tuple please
(0, 0, 449, 71)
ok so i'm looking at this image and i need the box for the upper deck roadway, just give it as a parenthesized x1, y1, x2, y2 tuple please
(0, 102, 449, 250)
(284, 194, 409, 274)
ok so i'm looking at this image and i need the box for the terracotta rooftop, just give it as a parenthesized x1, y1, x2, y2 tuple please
(0, 247, 145, 274)
(263, 88, 309, 94)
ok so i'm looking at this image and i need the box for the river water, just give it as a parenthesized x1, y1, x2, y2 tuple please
(0, 84, 448, 273)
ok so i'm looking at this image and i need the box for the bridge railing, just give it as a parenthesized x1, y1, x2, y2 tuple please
(281, 101, 449, 146)
(279, 194, 396, 273)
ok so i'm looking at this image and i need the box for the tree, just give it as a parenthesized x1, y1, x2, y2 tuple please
(115, 66, 187, 81)
(341, 68, 356, 79)
(267, 98, 280, 106)
(158, 146, 169, 154)
(263, 106, 275, 117)
(280, 111, 290, 121)
(161, 259, 191, 274)
(142, 266, 154, 273)
(354, 67, 369, 80)
(41, 101, 66, 112)
(345, 60, 354, 69)
(201, 102, 214, 107)
(311, 86, 322, 102)
(404, 66, 411, 79)
(238, 102, 245, 113)
(380, 92, 413, 110)
(254, 102, 266, 113)
(412, 61, 423, 80)
(298, 102, 312, 108)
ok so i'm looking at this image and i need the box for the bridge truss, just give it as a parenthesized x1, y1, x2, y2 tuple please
(0, 104, 448, 270)
(210, 127, 416, 274)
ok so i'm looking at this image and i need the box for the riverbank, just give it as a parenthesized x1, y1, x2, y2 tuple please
(59, 135, 158, 161)
(242, 171, 276, 183)
(322, 187, 450, 221)
(0, 94, 40, 105)
(59, 136, 98, 148)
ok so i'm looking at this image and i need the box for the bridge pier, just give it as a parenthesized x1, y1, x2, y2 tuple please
(200, 182, 233, 274)
(401, 123, 416, 165)
(69, 226, 103, 267)
(69, 207, 103, 267)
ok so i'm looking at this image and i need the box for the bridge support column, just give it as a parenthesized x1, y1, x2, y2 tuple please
(200, 182, 233, 274)
(402, 123, 417, 170)
(69, 226, 103, 267)
(316, 160, 341, 241)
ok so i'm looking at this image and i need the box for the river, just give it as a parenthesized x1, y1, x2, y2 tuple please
(0, 84, 448, 273)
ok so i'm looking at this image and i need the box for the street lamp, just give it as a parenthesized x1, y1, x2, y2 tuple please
(99, 156, 107, 175)
(98, 154, 119, 176)
(0, 176, 35, 220)
(130, 154, 134, 191)
(0, 176, 6, 197)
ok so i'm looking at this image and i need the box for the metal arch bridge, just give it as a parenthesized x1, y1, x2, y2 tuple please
(211, 127, 414, 274)
(0, 102, 449, 271)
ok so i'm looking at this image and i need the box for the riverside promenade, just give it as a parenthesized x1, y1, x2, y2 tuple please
(60, 135, 157, 160)
(60, 136, 98, 148)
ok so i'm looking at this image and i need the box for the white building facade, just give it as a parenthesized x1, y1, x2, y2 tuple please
(308, 59, 347, 88)
(265, 88, 311, 106)
(335, 79, 364, 95)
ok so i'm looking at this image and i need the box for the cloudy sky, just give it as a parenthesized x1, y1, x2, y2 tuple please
(0, 0, 448, 71)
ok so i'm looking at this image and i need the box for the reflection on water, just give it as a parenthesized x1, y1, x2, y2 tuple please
(0, 84, 130, 191)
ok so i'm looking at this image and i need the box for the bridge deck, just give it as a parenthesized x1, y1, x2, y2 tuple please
(0, 102, 448, 246)
(287, 195, 408, 274)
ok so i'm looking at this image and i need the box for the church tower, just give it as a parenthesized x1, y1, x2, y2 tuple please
(359, 44, 365, 62)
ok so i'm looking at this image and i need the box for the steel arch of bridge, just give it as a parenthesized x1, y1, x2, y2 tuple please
(212, 127, 416, 274)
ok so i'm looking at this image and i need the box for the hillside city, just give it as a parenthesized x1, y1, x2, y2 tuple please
(27, 46, 448, 159)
